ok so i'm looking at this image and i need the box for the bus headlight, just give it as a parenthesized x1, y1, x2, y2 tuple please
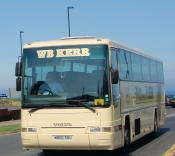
(21, 128, 37, 132)
(102, 127, 112, 132)
(89, 127, 101, 132)
(28, 128, 37, 132)
(89, 127, 112, 133)
(21, 128, 28, 132)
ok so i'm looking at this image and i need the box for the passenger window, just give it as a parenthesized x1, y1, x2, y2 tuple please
(150, 60, 158, 82)
(157, 62, 164, 83)
(142, 58, 150, 81)
(118, 50, 132, 80)
(131, 54, 142, 81)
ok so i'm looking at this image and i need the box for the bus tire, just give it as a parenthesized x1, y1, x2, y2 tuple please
(153, 114, 158, 134)
(124, 117, 130, 152)
(151, 111, 159, 139)
(124, 128, 130, 147)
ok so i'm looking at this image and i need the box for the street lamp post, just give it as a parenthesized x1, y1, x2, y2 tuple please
(67, 6, 74, 37)
(20, 31, 24, 57)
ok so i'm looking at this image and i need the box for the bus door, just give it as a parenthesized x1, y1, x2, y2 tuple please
(111, 48, 122, 147)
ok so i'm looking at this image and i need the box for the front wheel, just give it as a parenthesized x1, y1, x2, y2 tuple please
(124, 128, 130, 152)
(124, 128, 130, 146)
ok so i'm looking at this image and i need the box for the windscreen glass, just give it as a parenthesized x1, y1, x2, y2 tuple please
(23, 45, 110, 108)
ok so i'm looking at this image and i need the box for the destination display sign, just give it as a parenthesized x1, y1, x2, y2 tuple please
(37, 48, 90, 58)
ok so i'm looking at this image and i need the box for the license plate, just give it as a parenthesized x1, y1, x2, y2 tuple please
(53, 135, 72, 141)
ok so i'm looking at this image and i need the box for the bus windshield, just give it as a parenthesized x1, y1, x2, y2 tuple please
(23, 45, 110, 108)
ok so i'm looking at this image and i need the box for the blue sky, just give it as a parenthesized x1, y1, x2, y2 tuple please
(0, 0, 175, 92)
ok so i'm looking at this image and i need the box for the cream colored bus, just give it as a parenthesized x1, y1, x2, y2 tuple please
(15, 37, 165, 153)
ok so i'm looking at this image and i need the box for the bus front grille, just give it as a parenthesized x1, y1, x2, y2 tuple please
(40, 127, 87, 134)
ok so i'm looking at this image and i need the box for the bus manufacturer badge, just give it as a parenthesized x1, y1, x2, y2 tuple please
(53, 123, 72, 127)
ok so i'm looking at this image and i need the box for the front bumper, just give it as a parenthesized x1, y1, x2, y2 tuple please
(22, 132, 114, 150)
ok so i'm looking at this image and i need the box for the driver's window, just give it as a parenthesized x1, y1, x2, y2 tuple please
(111, 49, 118, 71)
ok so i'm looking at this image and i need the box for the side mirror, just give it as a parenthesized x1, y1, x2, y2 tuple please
(15, 62, 22, 76)
(111, 69, 119, 84)
(16, 77, 22, 91)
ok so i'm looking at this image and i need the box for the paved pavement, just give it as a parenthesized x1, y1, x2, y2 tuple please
(0, 120, 20, 127)
(0, 107, 175, 156)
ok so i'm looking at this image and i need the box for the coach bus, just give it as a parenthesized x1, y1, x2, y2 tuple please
(15, 37, 165, 153)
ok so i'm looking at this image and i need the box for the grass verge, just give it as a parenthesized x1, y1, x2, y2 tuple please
(0, 124, 20, 134)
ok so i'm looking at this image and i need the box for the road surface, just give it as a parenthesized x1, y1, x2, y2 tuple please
(0, 107, 175, 156)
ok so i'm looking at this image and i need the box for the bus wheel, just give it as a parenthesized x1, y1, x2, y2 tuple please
(123, 116, 131, 153)
(124, 128, 130, 147)
(154, 115, 158, 134)
(124, 116, 130, 147)
(151, 114, 159, 139)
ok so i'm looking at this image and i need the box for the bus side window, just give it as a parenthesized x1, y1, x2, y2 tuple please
(118, 49, 132, 80)
(131, 54, 142, 81)
(111, 48, 119, 84)
(150, 60, 158, 82)
(142, 58, 151, 81)
(111, 48, 120, 107)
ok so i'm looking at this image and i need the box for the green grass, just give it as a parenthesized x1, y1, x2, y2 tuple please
(0, 124, 21, 134)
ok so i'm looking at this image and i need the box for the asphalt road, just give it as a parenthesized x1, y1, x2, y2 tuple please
(0, 107, 175, 156)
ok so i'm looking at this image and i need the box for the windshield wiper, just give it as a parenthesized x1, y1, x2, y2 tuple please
(24, 74, 32, 78)
(66, 99, 96, 113)
(29, 99, 96, 114)
(29, 103, 72, 113)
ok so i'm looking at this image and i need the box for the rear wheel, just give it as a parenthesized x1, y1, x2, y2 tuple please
(152, 112, 159, 138)
(154, 116, 158, 133)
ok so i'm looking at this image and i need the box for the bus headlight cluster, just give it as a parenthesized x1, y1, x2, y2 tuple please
(21, 128, 37, 132)
(89, 127, 112, 132)
(102, 127, 112, 132)
(89, 127, 101, 132)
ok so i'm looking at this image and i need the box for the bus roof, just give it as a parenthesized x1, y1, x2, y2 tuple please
(24, 36, 162, 63)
